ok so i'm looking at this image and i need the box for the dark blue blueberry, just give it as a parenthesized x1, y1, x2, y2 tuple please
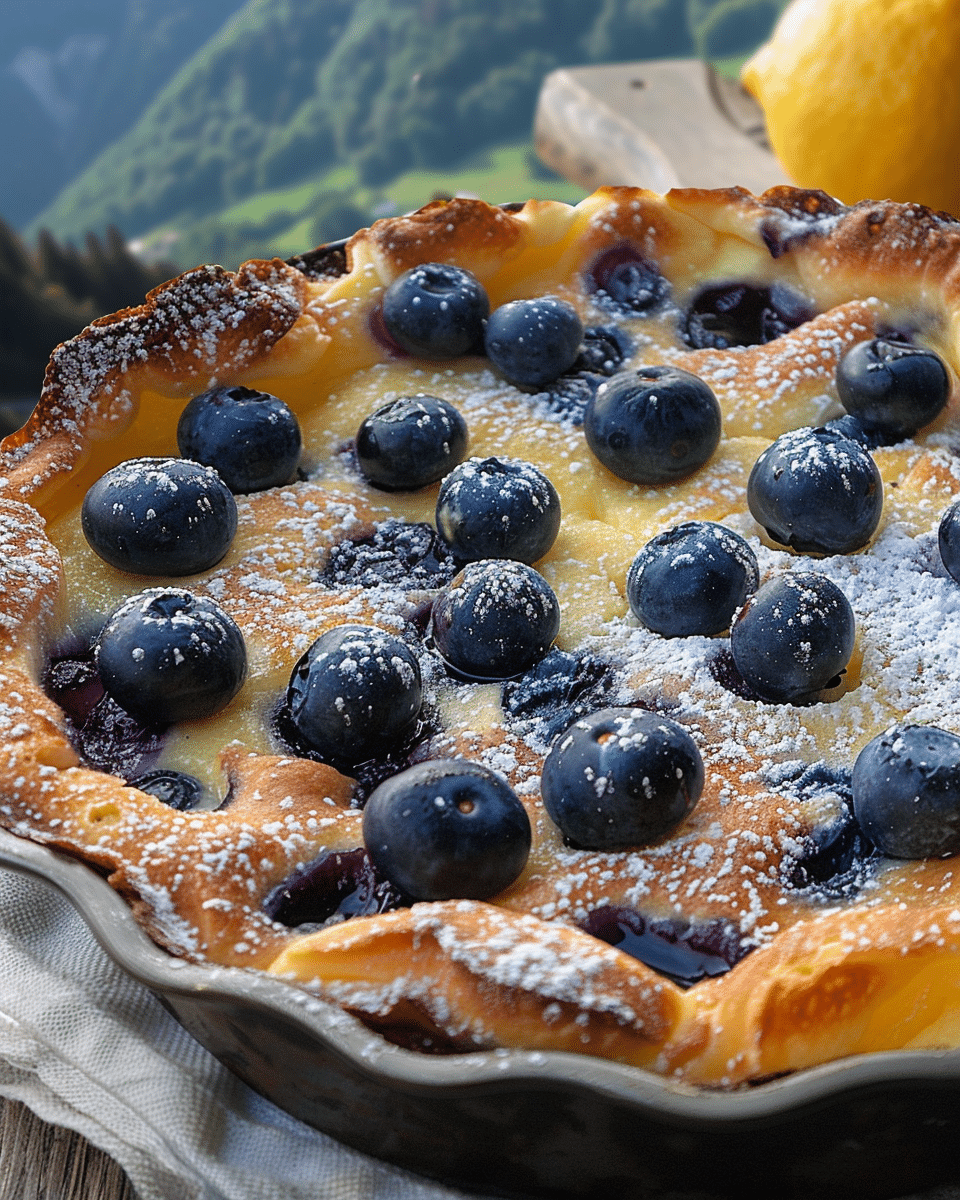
(129, 768, 205, 811)
(940, 500, 960, 584)
(579, 906, 749, 987)
(95, 588, 247, 725)
(822, 413, 890, 450)
(540, 707, 704, 850)
(585, 245, 670, 316)
(775, 762, 877, 895)
(501, 648, 615, 743)
(176, 384, 302, 493)
(286, 624, 422, 766)
(44, 652, 104, 726)
(362, 758, 531, 901)
(73, 695, 166, 778)
(43, 644, 165, 776)
(381, 262, 489, 358)
(430, 559, 561, 681)
(681, 282, 813, 349)
(263, 847, 407, 926)
(536, 371, 601, 424)
(852, 724, 960, 859)
(355, 394, 468, 491)
(836, 338, 950, 438)
(747, 426, 883, 555)
(534, 325, 634, 424)
(319, 519, 458, 591)
(81, 457, 238, 576)
(484, 296, 584, 388)
(577, 324, 634, 376)
(435, 456, 561, 564)
(730, 572, 855, 704)
(583, 364, 721, 485)
(626, 521, 759, 637)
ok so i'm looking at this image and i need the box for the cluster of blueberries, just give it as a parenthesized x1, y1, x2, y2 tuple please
(71, 253, 960, 929)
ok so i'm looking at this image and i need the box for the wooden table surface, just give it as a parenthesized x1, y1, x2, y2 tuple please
(0, 1099, 135, 1200)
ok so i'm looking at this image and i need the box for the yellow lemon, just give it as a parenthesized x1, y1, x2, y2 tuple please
(741, 0, 960, 216)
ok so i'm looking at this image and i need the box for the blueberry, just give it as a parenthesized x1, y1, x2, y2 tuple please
(534, 324, 635, 424)
(775, 762, 876, 894)
(176, 384, 302, 493)
(129, 768, 206, 811)
(355, 394, 468, 491)
(286, 624, 423, 766)
(319, 519, 458, 591)
(540, 707, 704, 850)
(681, 282, 813, 349)
(435, 457, 561, 564)
(939, 500, 960, 584)
(579, 906, 748, 986)
(730, 572, 855, 704)
(747, 427, 883, 555)
(583, 365, 721, 485)
(381, 262, 489, 358)
(430, 559, 560, 681)
(484, 296, 584, 388)
(836, 338, 950, 439)
(577, 324, 634, 376)
(852, 724, 960, 858)
(821, 413, 889, 450)
(263, 847, 406, 926)
(585, 245, 670, 316)
(95, 589, 247, 724)
(362, 759, 531, 901)
(626, 521, 759, 637)
(501, 648, 615, 743)
(81, 457, 238, 576)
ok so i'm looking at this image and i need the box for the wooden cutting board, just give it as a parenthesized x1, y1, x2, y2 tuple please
(534, 58, 792, 194)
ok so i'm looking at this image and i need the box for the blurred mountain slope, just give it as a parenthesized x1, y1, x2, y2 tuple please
(29, 0, 783, 245)
(2, 0, 246, 227)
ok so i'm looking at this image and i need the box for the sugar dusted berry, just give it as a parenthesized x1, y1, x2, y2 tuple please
(853, 724, 960, 858)
(362, 759, 531, 901)
(586, 245, 670, 316)
(837, 337, 950, 439)
(95, 589, 247, 725)
(82, 457, 238, 576)
(747, 426, 883, 556)
(584, 365, 721, 485)
(286, 624, 422, 766)
(541, 707, 704, 850)
(730, 572, 855, 704)
(176, 384, 302, 493)
(431, 559, 560, 680)
(484, 295, 584, 388)
(435, 456, 561, 564)
(381, 262, 489, 358)
(626, 521, 759, 637)
(939, 500, 960, 583)
(356, 394, 468, 491)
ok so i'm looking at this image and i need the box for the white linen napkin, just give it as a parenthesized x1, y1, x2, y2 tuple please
(0, 868, 498, 1200)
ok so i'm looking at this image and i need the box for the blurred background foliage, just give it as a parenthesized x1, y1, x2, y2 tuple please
(0, 0, 786, 407)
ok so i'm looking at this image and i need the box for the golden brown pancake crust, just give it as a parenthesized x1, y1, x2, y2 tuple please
(4, 186, 960, 1087)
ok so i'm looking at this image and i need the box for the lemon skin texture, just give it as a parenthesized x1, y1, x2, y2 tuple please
(741, 0, 960, 217)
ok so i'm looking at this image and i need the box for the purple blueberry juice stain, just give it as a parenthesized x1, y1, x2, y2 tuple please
(263, 846, 407, 927)
(579, 905, 750, 987)
(44, 646, 167, 778)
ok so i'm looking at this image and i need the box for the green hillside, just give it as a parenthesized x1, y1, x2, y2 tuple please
(30, 0, 786, 261)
